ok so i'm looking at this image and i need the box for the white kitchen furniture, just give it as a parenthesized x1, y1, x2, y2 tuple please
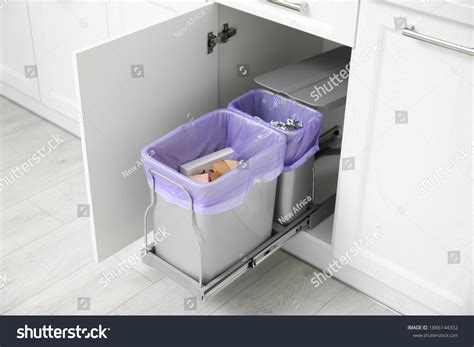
(332, 0, 473, 315)
(74, 0, 473, 315)
(0, 0, 206, 135)
(74, 0, 355, 296)
(0, 0, 40, 101)
(289, 0, 473, 316)
(3, 0, 473, 315)
(26, 1, 109, 125)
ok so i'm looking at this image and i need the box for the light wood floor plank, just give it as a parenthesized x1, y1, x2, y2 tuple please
(0, 97, 41, 137)
(0, 218, 93, 313)
(111, 251, 289, 315)
(114, 239, 166, 283)
(0, 96, 24, 114)
(29, 173, 88, 224)
(0, 200, 62, 257)
(0, 139, 84, 210)
(213, 256, 346, 315)
(315, 287, 398, 316)
(7, 257, 151, 315)
(0, 117, 74, 171)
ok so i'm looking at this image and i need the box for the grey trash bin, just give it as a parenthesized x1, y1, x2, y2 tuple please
(228, 89, 324, 226)
(141, 109, 286, 284)
(151, 179, 277, 284)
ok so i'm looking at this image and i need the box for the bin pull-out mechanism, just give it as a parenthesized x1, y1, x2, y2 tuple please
(142, 127, 340, 301)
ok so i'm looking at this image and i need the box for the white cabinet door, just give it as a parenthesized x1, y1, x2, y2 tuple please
(75, 3, 218, 261)
(0, 0, 40, 99)
(27, 0, 109, 122)
(334, 1, 473, 314)
(107, 0, 206, 37)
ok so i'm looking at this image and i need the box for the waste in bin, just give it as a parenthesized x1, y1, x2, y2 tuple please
(141, 109, 286, 284)
(228, 89, 324, 225)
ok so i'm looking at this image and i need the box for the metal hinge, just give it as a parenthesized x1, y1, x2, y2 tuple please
(207, 23, 237, 54)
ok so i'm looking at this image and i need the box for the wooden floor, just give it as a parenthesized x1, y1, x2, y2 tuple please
(0, 96, 397, 315)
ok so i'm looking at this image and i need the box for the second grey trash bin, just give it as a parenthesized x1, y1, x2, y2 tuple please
(228, 89, 324, 225)
(141, 109, 286, 284)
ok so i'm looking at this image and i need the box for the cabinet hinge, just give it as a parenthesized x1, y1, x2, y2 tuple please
(207, 23, 237, 54)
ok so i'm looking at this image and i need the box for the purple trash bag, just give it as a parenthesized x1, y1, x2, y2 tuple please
(228, 89, 324, 172)
(141, 109, 286, 215)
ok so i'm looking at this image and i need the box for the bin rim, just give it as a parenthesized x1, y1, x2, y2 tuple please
(229, 88, 320, 135)
(140, 108, 286, 188)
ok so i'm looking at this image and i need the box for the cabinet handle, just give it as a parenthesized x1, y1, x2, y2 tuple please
(268, 0, 307, 12)
(402, 25, 474, 56)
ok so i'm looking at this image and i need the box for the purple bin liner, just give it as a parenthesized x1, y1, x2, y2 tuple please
(141, 109, 286, 215)
(228, 89, 324, 172)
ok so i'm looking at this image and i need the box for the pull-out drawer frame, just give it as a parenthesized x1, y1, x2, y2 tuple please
(141, 126, 340, 301)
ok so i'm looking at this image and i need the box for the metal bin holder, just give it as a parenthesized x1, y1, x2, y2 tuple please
(140, 109, 287, 297)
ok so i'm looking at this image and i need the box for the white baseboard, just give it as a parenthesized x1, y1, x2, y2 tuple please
(0, 82, 80, 137)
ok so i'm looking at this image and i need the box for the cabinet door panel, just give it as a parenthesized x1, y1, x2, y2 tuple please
(0, 0, 40, 99)
(75, 3, 218, 261)
(335, 1, 473, 314)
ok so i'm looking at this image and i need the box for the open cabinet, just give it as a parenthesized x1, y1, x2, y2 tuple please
(74, 0, 472, 314)
(75, 1, 353, 299)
